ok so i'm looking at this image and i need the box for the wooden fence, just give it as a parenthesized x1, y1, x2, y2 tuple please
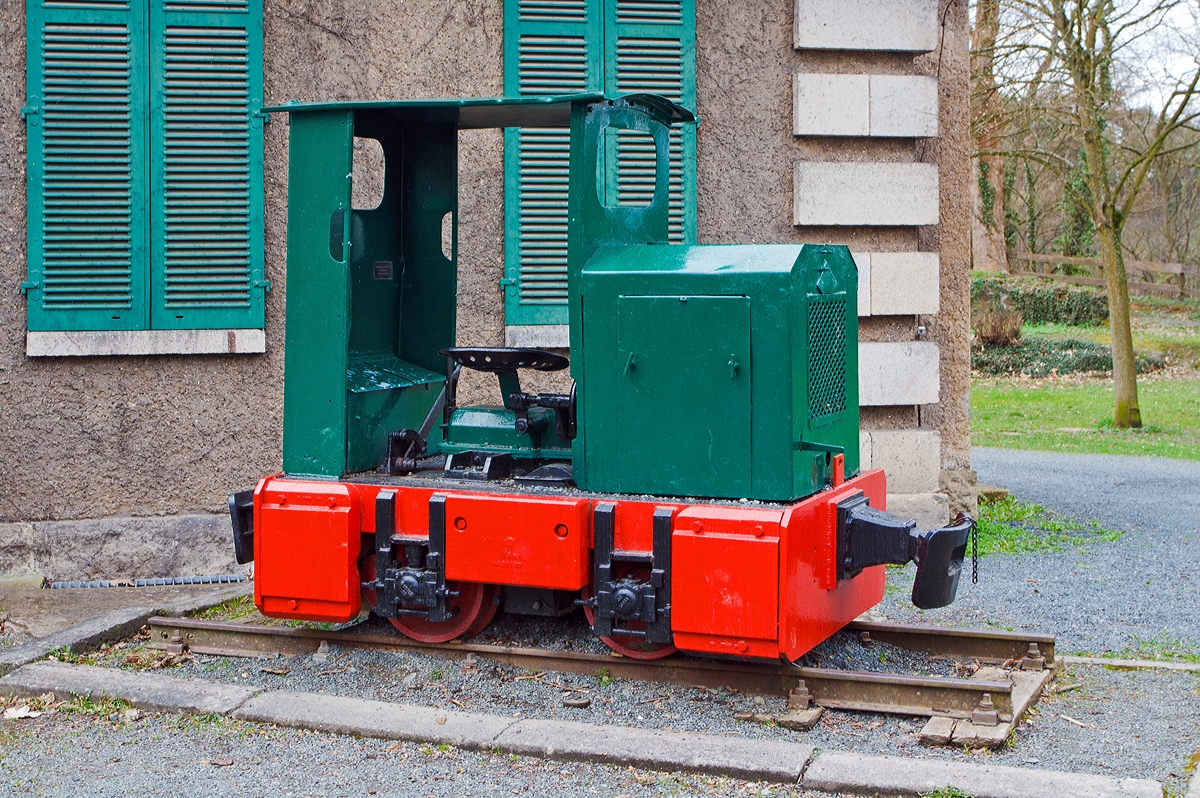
(1008, 252, 1200, 300)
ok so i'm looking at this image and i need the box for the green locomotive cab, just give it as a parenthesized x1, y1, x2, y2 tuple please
(271, 93, 860, 503)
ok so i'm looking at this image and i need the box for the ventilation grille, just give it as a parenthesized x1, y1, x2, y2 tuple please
(517, 35, 588, 95)
(519, 0, 587, 21)
(165, 0, 248, 10)
(807, 299, 848, 425)
(616, 0, 683, 25)
(44, 0, 130, 8)
(161, 26, 251, 308)
(615, 37, 684, 242)
(40, 23, 134, 310)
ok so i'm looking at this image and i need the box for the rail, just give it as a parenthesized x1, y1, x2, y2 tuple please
(146, 616, 1056, 729)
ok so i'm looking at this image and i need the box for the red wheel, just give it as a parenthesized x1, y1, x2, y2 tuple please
(463, 584, 503, 638)
(582, 580, 678, 661)
(359, 553, 497, 643)
(389, 580, 488, 643)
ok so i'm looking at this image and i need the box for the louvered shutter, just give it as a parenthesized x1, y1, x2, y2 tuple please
(148, 0, 264, 329)
(605, 0, 696, 244)
(25, 0, 150, 331)
(503, 0, 602, 326)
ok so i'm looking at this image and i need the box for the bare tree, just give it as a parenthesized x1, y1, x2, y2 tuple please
(987, 0, 1200, 427)
(1122, 123, 1200, 265)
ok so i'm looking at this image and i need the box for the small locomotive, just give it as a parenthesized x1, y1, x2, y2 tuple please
(229, 93, 972, 662)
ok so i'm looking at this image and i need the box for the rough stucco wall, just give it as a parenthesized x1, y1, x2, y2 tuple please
(1, 0, 971, 536)
(695, 0, 972, 513)
(0, 8, 280, 524)
(0, 0, 505, 526)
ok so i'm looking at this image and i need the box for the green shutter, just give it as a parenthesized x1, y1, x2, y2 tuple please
(148, 0, 264, 330)
(605, 0, 696, 244)
(25, 0, 150, 332)
(503, 0, 602, 326)
(503, 0, 696, 327)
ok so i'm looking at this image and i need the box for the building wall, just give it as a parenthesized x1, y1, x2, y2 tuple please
(697, 0, 973, 524)
(0, 0, 972, 581)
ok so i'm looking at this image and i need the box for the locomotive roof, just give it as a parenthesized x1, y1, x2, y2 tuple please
(261, 93, 695, 129)
(584, 243, 814, 274)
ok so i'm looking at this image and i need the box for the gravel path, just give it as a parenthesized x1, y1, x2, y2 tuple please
(874, 447, 1200, 794)
(880, 447, 1200, 657)
(0, 708, 835, 797)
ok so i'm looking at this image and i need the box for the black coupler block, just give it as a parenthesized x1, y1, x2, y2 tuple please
(910, 515, 974, 610)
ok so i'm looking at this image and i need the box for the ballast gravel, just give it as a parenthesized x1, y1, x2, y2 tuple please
(82, 615, 1197, 795)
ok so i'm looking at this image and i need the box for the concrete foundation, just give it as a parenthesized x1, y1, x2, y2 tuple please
(0, 516, 239, 583)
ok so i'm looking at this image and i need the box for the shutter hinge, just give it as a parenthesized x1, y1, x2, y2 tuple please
(499, 277, 517, 296)
(252, 278, 272, 293)
(250, 99, 269, 128)
(20, 102, 40, 126)
(20, 280, 39, 295)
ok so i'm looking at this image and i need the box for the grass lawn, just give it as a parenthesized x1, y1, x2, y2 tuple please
(976, 495, 1122, 555)
(972, 300, 1200, 460)
(971, 376, 1200, 460)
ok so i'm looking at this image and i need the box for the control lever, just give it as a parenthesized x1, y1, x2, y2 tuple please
(387, 366, 460, 475)
(509, 382, 577, 441)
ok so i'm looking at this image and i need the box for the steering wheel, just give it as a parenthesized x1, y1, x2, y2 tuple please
(438, 347, 568, 373)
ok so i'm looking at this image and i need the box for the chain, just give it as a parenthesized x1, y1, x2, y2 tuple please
(971, 516, 979, 584)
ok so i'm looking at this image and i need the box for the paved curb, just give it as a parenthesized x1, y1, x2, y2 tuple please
(232, 690, 515, 750)
(494, 717, 813, 782)
(1189, 767, 1199, 798)
(0, 581, 250, 677)
(0, 607, 156, 677)
(233, 690, 813, 783)
(803, 750, 1164, 798)
(1, 661, 256, 715)
(0, 662, 1165, 797)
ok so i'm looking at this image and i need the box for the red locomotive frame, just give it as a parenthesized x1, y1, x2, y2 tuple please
(251, 461, 890, 662)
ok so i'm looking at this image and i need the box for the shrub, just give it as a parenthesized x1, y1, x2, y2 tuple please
(971, 275, 1109, 327)
(971, 337, 1163, 377)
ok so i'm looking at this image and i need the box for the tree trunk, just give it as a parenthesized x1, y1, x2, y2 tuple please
(970, 0, 1009, 272)
(971, 156, 1009, 271)
(1096, 223, 1141, 428)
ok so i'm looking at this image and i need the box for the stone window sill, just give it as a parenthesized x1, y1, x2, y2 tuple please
(504, 325, 569, 349)
(25, 329, 266, 357)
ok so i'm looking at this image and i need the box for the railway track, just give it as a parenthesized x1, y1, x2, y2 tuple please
(147, 615, 1057, 748)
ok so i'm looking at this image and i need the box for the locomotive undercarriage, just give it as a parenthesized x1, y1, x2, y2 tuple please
(233, 459, 973, 662)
